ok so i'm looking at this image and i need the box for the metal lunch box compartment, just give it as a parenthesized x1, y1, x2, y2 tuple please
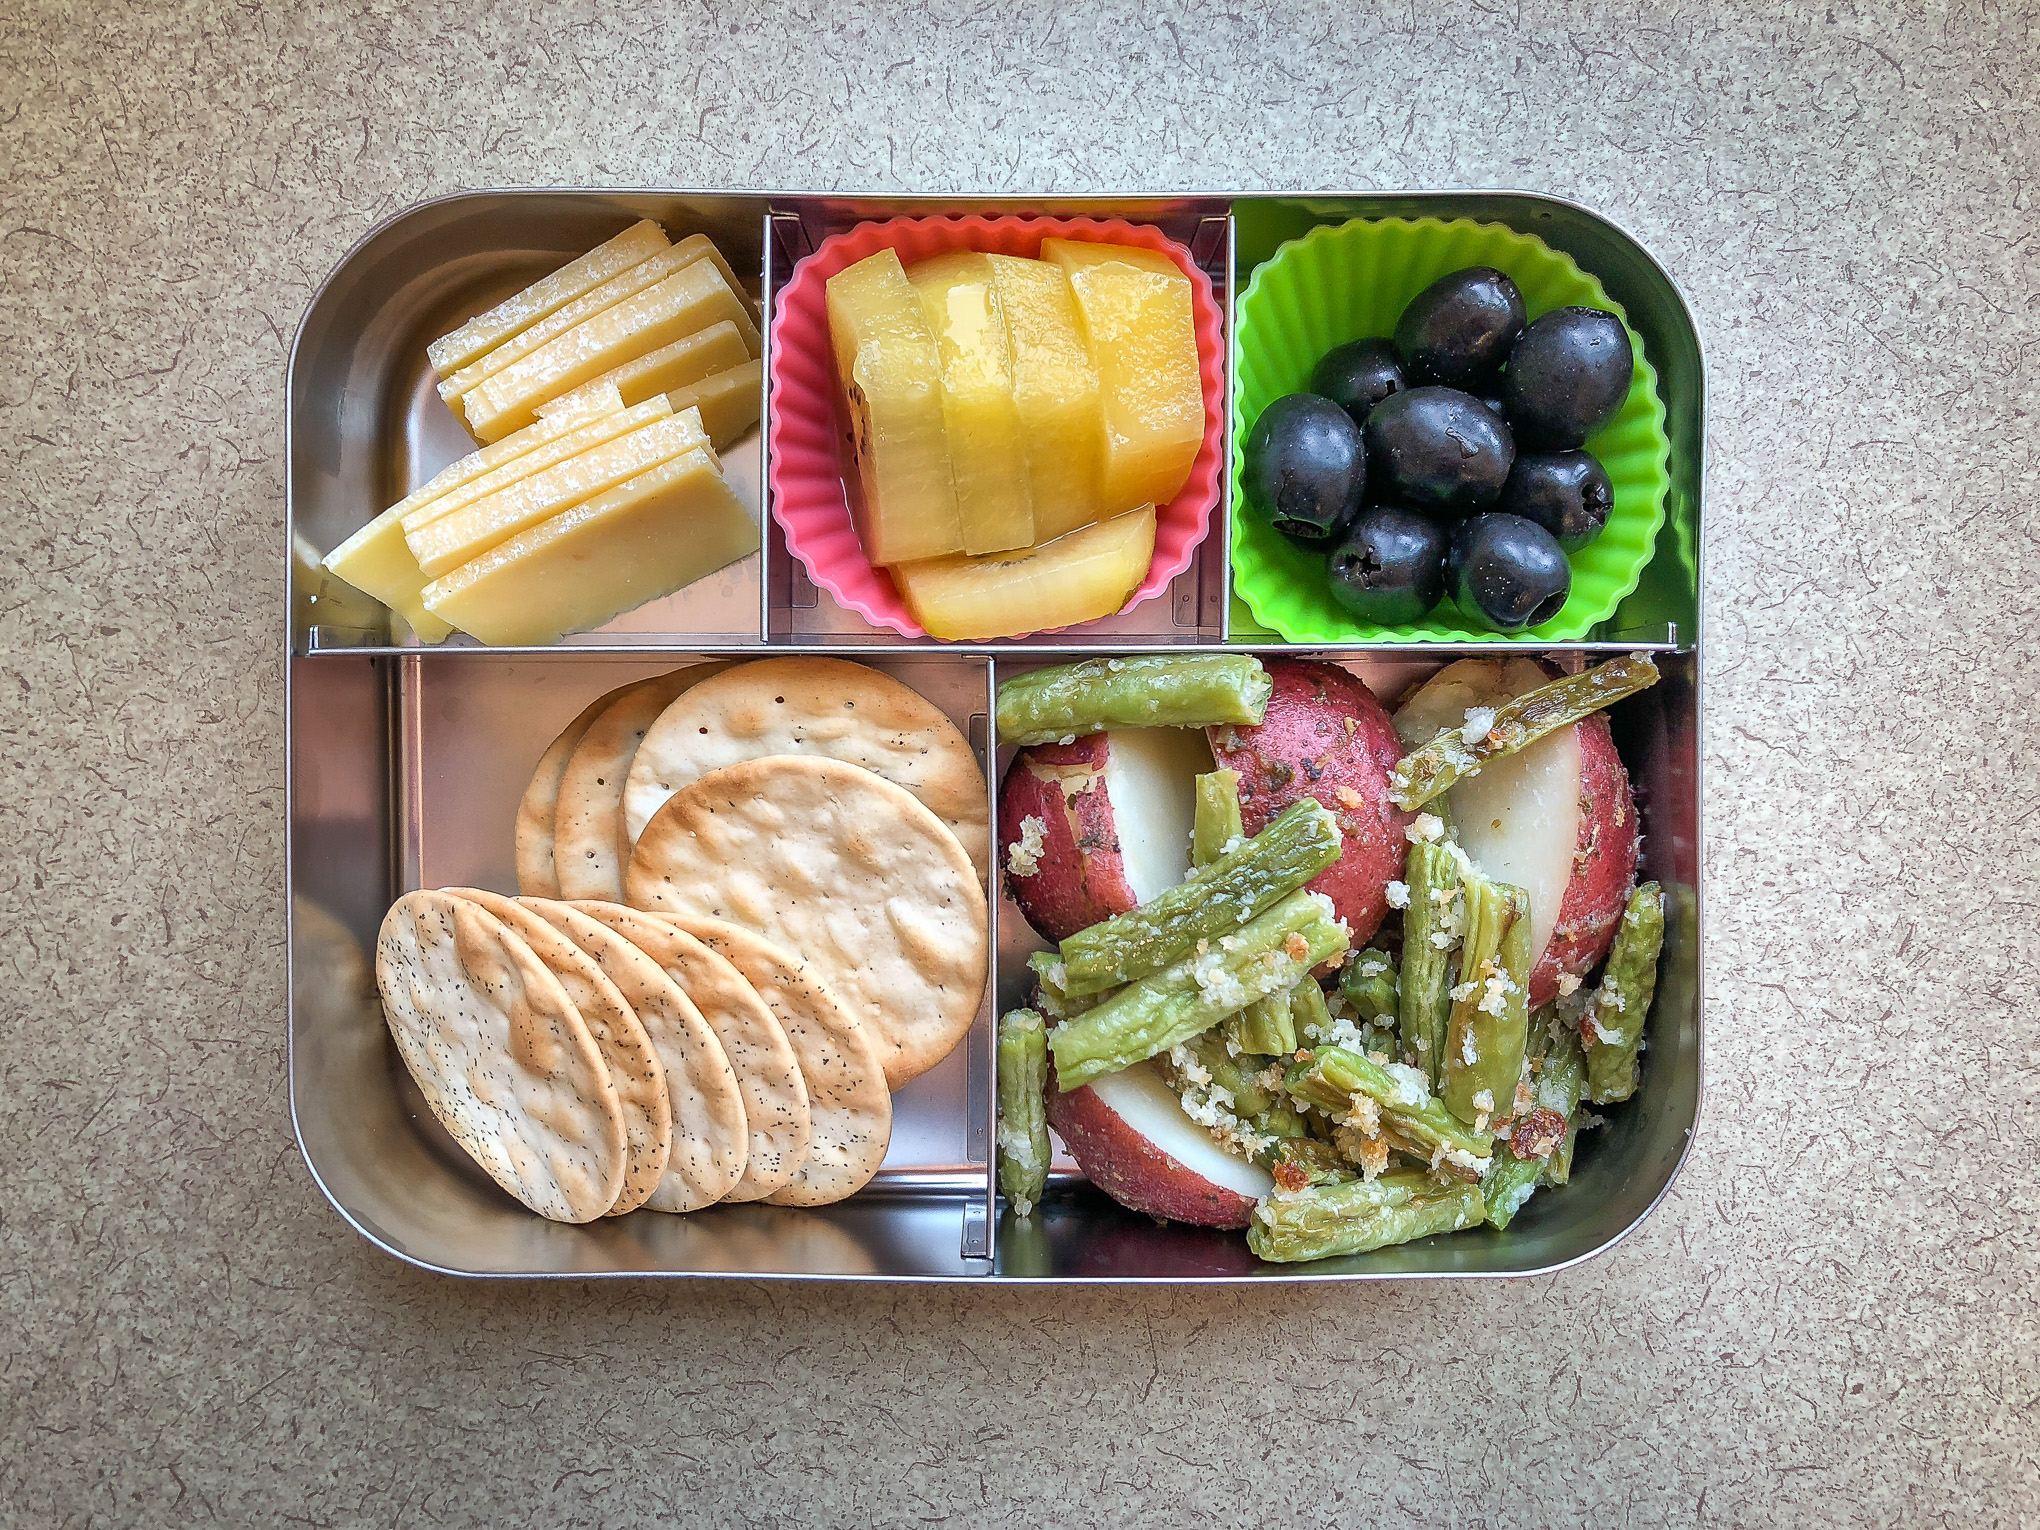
(286, 191, 1704, 1280)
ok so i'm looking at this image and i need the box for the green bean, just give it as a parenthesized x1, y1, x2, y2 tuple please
(1489, 1010, 1589, 1228)
(1192, 769, 1244, 867)
(1582, 882, 1666, 1105)
(1026, 950, 1100, 1022)
(995, 1010, 1051, 1218)
(1441, 881, 1529, 1128)
(1058, 799, 1343, 995)
(1397, 841, 1459, 1087)
(1248, 1174, 1486, 1262)
(1389, 653, 1661, 810)
(1340, 948, 1400, 1024)
(997, 654, 1272, 747)
(1284, 1045, 1493, 1181)
(1047, 891, 1350, 1091)
(1232, 992, 1298, 1057)
(1264, 1136, 1355, 1189)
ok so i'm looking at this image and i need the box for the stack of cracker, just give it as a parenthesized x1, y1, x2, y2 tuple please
(373, 658, 991, 1223)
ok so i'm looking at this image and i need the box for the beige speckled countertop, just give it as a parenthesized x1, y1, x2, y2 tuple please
(4, 3, 2036, 1524)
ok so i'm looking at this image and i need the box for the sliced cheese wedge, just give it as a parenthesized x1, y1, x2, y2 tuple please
(663, 359, 763, 449)
(427, 220, 670, 376)
(423, 445, 757, 646)
(461, 262, 755, 443)
(321, 388, 627, 643)
(539, 320, 753, 420)
(399, 396, 672, 536)
(437, 235, 728, 409)
(407, 411, 709, 577)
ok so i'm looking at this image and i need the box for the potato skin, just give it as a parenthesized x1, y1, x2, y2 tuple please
(1533, 709, 1639, 1005)
(1207, 659, 1412, 947)
(997, 736, 1139, 943)
(1044, 1064, 1258, 1230)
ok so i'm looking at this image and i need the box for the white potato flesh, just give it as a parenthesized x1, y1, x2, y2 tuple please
(1394, 657, 1582, 971)
(1088, 1059, 1274, 1198)
(1101, 726, 1214, 904)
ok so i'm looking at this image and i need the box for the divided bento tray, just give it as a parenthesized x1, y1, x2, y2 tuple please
(287, 192, 1704, 1281)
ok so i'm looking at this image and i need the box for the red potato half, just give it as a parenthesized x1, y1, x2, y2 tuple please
(998, 727, 1214, 943)
(1046, 1057, 1272, 1229)
(1393, 656, 1640, 1007)
(1206, 659, 1413, 948)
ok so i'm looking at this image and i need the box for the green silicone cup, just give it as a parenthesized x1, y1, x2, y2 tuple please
(1231, 217, 1672, 643)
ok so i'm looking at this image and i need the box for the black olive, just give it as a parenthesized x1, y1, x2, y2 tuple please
(1498, 450, 1614, 550)
(1503, 307, 1634, 449)
(1310, 339, 1405, 428)
(1393, 267, 1526, 389)
(1326, 507, 1448, 625)
(1242, 393, 1367, 546)
(1362, 386, 1514, 518)
(1447, 514, 1573, 631)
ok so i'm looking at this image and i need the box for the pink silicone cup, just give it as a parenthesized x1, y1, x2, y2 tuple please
(768, 214, 1225, 641)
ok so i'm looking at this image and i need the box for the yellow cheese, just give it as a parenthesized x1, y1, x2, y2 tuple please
(399, 396, 672, 536)
(423, 447, 758, 646)
(985, 253, 1103, 542)
(427, 220, 670, 376)
(539, 320, 752, 420)
(436, 234, 728, 408)
(662, 359, 763, 449)
(826, 248, 965, 565)
(406, 412, 709, 577)
(908, 251, 1034, 554)
(321, 387, 630, 645)
(460, 262, 752, 442)
(1042, 238, 1204, 514)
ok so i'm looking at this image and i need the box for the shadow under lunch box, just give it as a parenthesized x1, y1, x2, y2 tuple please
(287, 191, 1704, 1281)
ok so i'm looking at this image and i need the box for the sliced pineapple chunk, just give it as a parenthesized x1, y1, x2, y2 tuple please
(826, 249, 965, 564)
(422, 446, 758, 646)
(1042, 239, 1203, 514)
(907, 251, 1033, 554)
(984, 253, 1103, 543)
(426, 220, 669, 375)
(890, 504, 1156, 642)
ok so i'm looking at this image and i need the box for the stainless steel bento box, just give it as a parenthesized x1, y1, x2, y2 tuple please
(287, 191, 1704, 1280)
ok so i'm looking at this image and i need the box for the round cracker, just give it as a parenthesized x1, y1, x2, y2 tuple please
(516, 683, 636, 897)
(518, 897, 748, 1212)
(374, 889, 625, 1223)
(450, 888, 672, 1216)
(665, 916, 892, 1207)
(620, 656, 990, 879)
(567, 902, 811, 1203)
(555, 663, 728, 902)
(625, 755, 989, 1089)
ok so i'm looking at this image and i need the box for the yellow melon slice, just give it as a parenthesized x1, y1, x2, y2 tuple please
(984, 253, 1103, 542)
(825, 249, 965, 564)
(890, 504, 1156, 642)
(1041, 239, 1203, 514)
(907, 251, 1033, 554)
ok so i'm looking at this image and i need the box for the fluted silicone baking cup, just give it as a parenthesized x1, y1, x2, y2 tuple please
(1231, 217, 1671, 643)
(769, 215, 1225, 640)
